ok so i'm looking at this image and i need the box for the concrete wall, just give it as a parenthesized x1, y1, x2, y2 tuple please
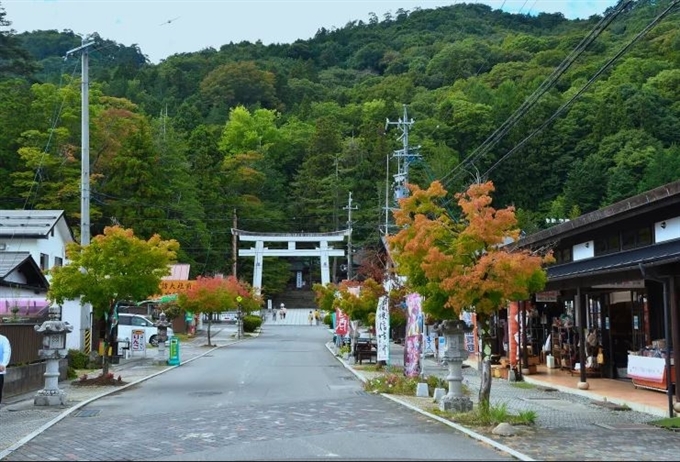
(4, 359, 68, 399)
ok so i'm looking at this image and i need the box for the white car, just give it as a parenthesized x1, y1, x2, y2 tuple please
(117, 313, 173, 347)
(219, 311, 238, 324)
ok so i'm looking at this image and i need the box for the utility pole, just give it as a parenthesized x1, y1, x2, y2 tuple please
(384, 104, 421, 237)
(343, 192, 358, 280)
(232, 209, 238, 278)
(65, 35, 95, 247)
(65, 35, 95, 357)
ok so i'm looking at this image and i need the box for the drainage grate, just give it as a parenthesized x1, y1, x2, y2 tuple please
(74, 409, 100, 417)
(594, 423, 652, 430)
(189, 391, 223, 397)
(354, 390, 369, 396)
(340, 376, 357, 381)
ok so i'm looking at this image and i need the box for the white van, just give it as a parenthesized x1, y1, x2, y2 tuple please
(117, 313, 173, 347)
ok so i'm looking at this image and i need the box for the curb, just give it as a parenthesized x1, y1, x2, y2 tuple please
(0, 335, 254, 461)
(324, 342, 535, 462)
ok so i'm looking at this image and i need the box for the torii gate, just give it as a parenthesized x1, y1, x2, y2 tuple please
(232, 229, 349, 294)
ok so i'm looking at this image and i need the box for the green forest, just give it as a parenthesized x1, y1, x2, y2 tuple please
(1, 0, 679, 298)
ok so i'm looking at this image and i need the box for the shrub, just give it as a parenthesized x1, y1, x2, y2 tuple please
(363, 372, 466, 396)
(67, 349, 89, 370)
(323, 313, 332, 327)
(242, 315, 262, 333)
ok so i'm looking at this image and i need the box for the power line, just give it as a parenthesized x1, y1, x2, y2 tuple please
(482, 0, 680, 178)
(437, 0, 634, 190)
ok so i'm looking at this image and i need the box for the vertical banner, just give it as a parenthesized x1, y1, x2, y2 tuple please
(404, 293, 423, 377)
(375, 296, 390, 362)
(508, 301, 519, 366)
(424, 332, 436, 357)
(335, 308, 349, 337)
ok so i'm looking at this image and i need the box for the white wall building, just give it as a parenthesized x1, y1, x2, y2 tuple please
(0, 210, 84, 350)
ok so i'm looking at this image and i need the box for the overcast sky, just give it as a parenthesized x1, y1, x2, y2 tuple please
(3, 1, 619, 64)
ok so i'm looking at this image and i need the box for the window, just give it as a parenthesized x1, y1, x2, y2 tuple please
(554, 247, 572, 264)
(54, 256, 63, 267)
(622, 226, 652, 251)
(40, 253, 49, 271)
(594, 234, 621, 256)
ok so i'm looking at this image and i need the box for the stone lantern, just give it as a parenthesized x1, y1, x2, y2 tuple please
(34, 305, 73, 406)
(436, 319, 473, 413)
(154, 312, 171, 365)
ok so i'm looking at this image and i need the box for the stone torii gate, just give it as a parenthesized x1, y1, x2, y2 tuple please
(232, 229, 349, 294)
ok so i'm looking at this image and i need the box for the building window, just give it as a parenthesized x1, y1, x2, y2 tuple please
(40, 253, 49, 271)
(594, 234, 621, 256)
(54, 256, 63, 267)
(622, 226, 653, 251)
(554, 247, 572, 264)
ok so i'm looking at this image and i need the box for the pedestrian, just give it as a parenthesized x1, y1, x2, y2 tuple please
(313, 308, 321, 325)
(272, 308, 278, 321)
(0, 332, 11, 406)
(280, 303, 286, 320)
(308, 310, 313, 326)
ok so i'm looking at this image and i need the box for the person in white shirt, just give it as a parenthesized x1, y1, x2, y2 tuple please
(0, 333, 11, 405)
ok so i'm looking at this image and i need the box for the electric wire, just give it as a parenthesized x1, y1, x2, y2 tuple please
(481, 0, 680, 178)
(437, 0, 633, 190)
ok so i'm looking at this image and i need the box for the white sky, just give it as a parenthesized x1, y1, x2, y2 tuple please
(3, 1, 619, 64)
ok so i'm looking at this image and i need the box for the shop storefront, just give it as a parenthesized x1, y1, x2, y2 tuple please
(512, 180, 680, 409)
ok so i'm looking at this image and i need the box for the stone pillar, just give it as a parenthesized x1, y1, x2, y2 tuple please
(437, 319, 473, 413)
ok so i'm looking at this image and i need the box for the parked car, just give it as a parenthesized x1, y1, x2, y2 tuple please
(117, 313, 173, 347)
(219, 311, 238, 324)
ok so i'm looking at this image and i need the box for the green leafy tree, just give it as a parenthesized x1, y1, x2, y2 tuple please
(47, 226, 179, 375)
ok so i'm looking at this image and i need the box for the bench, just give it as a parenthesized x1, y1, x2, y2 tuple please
(353, 341, 377, 364)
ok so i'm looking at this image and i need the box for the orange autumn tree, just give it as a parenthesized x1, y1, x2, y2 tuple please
(178, 275, 261, 346)
(388, 180, 553, 404)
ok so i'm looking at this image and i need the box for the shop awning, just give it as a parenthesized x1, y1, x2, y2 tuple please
(547, 238, 680, 283)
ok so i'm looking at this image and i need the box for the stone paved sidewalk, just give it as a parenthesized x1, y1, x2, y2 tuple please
(0, 327, 246, 460)
(332, 342, 680, 461)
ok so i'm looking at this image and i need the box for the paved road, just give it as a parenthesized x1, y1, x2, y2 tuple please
(3, 325, 511, 461)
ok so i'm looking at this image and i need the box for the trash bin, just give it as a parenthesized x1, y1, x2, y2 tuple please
(167, 336, 180, 366)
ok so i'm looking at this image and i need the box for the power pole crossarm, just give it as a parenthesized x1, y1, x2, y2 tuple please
(343, 192, 359, 280)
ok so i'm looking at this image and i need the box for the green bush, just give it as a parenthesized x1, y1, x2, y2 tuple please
(67, 349, 89, 370)
(323, 313, 332, 327)
(364, 372, 464, 396)
(242, 315, 262, 333)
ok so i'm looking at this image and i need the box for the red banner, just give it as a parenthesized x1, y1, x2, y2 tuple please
(335, 308, 349, 336)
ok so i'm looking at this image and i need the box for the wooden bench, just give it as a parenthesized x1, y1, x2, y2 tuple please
(353, 341, 377, 364)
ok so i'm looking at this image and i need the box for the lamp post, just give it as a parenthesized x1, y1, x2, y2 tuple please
(34, 306, 73, 406)
(436, 319, 473, 413)
(154, 312, 171, 365)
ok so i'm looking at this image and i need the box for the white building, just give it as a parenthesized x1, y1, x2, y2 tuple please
(0, 210, 84, 350)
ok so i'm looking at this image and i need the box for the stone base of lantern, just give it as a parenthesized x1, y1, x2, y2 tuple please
(439, 394, 473, 413)
(34, 388, 68, 406)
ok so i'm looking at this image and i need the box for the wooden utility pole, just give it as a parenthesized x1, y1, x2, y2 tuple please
(232, 209, 238, 278)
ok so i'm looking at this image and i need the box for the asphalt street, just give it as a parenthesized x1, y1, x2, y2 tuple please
(1, 323, 511, 461)
(2, 312, 679, 461)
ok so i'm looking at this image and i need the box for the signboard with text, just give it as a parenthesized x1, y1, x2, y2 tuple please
(158, 280, 195, 295)
(131, 329, 146, 352)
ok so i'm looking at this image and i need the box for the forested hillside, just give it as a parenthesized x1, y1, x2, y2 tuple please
(1, 0, 679, 297)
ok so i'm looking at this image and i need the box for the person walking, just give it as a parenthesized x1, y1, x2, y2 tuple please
(313, 308, 321, 326)
(272, 307, 278, 322)
(280, 303, 287, 320)
(0, 332, 11, 406)
(308, 310, 314, 326)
